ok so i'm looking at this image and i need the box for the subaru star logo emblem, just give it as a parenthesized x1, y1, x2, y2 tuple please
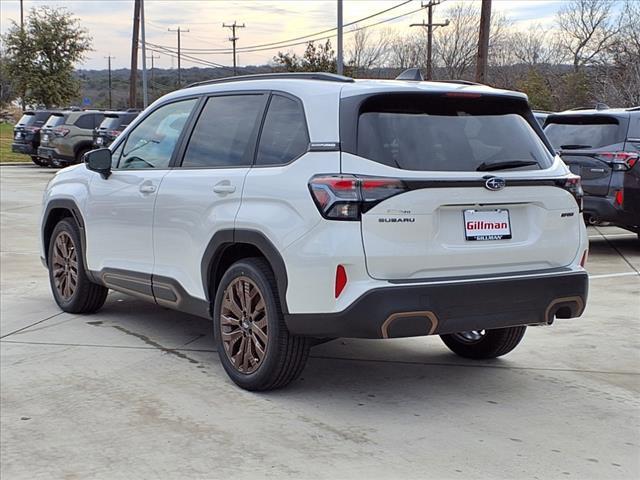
(485, 177, 506, 191)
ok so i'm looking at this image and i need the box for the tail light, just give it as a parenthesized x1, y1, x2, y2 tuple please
(580, 250, 588, 267)
(597, 152, 638, 171)
(556, 175, 583, 212)
(24, 126, 39, 133)
(107, 130, 122, 138)
(309, 175, 406, 220)
(53, 127, 70, 137)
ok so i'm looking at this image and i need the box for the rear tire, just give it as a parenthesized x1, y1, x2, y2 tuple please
(75, 148, 90, 164)
(213, 257, 310, 391)
(440, 326, 526, 359)
(48, 218, 108, 313)
(30, 156, 47, 167)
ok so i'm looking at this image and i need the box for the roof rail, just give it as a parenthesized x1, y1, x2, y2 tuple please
(185, 72, 354, 89)
(628, 106, 640, 112)
(569, 103, 610, 111)
(431, 79, 484, 86)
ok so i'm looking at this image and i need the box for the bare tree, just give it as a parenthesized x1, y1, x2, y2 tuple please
(387, 30, 428, 71)
(346, 27, 392, 78)
(556, 0, 620, 72)
(432, 2, 479, 78)
(510, 25, 564, 66)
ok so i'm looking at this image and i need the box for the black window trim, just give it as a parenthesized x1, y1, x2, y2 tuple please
(175, 90, 270, 170)
(110, 95, 203, 171)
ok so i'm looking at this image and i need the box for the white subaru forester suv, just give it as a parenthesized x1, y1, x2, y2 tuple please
(40, 72, 589, 391)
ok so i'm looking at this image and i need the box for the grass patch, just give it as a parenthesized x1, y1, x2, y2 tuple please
(0, 123, 31, 163)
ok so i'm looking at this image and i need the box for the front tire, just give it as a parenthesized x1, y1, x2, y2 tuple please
(213, 257, 310, 391)
(48, 219, 108, 313)
(440, 326, 526, 359)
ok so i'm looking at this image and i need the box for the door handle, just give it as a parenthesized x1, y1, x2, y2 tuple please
(139, 184, 156, 194)
(213, 181, 236, 194)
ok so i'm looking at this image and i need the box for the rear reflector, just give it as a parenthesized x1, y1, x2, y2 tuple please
(335, 265, 347, 298)
(614, 190, 623, 206)
(580, 250, 588, 267)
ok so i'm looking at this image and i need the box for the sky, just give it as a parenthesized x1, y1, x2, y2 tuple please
(0, 0, 568, 71)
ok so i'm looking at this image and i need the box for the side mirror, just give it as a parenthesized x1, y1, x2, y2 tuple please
(84, 148, 112, 179)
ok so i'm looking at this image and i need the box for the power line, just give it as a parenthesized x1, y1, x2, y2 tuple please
(145, 42, 231, 69)
(222, 21, 245, 76)
(150, 0, 414, 54)
(410, 0, 449, 80)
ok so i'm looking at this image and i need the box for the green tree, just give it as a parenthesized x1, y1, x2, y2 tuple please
(516, 69, 554, 111)
(2, 7, 92, 108)
(273, 40, 338, 73)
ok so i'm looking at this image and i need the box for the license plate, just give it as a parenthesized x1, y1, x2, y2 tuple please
(15, 132, 22, 139)
(42, 134, 49, 143)
(96, 137, 104, 145)
(464, 209, 512, 241)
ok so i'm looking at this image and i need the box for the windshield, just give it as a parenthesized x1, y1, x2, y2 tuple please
(544, 116, 626, 150)
(43, 115, 67, 128)
(356, 95, 552, 172)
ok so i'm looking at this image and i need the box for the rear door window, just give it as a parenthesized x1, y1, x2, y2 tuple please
(74, 114, 95, 129)
(256, 95, 309, 166)
(355, 94, 552, 172)
(544, 115, 626, 150)
(181, 94, 267, 168)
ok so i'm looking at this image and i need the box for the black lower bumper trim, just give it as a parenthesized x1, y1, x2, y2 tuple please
(285, 271, 588, 339)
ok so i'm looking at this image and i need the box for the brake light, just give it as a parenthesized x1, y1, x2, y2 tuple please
(309, 175, 407, 220)
(24, 126, 39, 133)
(444, 92, 482, 98)
(597, 152, 638, 171)
(614, 190, 623, 206)
(556, 175, 583, 212)
(107, 130, 122, 138)
(335, 265, 347, 298)
(53, 127, 70, 137)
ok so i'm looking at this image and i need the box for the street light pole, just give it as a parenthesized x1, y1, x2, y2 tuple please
(140, 0, 148, 108)
(337, 0, 344, 75)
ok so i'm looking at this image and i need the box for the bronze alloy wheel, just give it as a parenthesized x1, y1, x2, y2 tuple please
(220, 276, 268, 374)
(51, 231, 78, 300)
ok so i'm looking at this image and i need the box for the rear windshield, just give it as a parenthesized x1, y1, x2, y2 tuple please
(356, 94, 552, 172)
(100, 114, 136, 130)
(544, 115, 626, 150)
(17, 111, 50, 127)
(43, 114, 67, 128)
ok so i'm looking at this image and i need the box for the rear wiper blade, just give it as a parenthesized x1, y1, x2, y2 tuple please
(476, 160, 538, 172)
(560, 144, 592, 150)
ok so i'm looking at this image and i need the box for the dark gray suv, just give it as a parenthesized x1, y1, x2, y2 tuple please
(544, 107, 640, 234)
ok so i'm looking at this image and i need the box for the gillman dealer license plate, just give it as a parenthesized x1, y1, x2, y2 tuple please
(463, 209, 512, 241)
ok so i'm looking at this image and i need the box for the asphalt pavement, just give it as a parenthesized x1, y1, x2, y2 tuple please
(1, 164, 638, 480)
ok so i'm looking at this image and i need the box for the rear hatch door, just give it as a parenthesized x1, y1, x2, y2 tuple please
(340, 91, 582, 281)
(545, 114, 628, 196)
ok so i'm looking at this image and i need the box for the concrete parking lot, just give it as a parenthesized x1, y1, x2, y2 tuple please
(1, 164, 638, 480)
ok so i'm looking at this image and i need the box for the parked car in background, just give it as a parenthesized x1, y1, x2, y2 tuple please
(40, 72, 588, 391)
(93, 111, 139, 148)
(533, 110, 554, 127)
(11, 110, 54, 166)
(37, 112, 70, 167)
(37, 110, 105, 167)
(545, 106, 640, 234)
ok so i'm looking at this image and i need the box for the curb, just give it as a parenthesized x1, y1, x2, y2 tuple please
(0, 162, 36, 166)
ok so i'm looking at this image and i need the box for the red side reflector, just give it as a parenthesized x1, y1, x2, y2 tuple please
(335, 265, 347, 298)
(614, 190, 623, 206)
(580, 250, 588, 267)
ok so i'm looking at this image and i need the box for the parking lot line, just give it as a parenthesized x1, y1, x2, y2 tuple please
(589, 272, 640, 279)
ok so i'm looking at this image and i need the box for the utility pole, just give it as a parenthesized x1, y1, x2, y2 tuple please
(410, 1, 449, 80)
(223, 21, 245, 76)
(20, 0, 24, 31)
(105, 55, 115, 109)
(147, 54, 160, 94)
(475, 0, 492, 83)
(140, 0, 148, 108)
(129, 0, 141, 108)
(337, 0, 343, 75)
(168, 26, 189, 86)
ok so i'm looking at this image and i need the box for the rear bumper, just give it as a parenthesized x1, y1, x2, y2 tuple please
(584, 195, 639, 232)
(11, 142, 35, 155)
(37, 147, 73, 163)
(285, 270, 588, 339)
